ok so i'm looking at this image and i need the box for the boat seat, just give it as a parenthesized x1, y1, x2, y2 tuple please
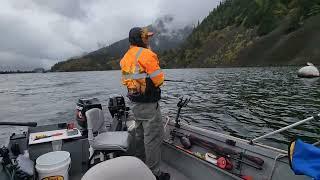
(90, 131, 128, 151)
(85, 108, 129, 165)
(81, 156, 156, 180)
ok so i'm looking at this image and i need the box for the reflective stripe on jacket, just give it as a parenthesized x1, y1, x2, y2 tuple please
(120, 46, 164, 93)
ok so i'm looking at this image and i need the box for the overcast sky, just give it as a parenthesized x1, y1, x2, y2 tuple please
(0, 0, 220, 70)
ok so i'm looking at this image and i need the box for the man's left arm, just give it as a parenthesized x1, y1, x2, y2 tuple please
(144, 53, 164, 87)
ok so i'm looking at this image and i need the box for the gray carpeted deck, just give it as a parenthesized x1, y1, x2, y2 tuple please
(161, 161, 191, 180)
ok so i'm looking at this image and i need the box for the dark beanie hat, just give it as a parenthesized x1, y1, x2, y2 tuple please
(129, 27, 146, 48)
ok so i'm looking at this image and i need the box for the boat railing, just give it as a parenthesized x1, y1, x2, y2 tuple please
(250, 113, 320, 144)
(0, 122, 37, 127)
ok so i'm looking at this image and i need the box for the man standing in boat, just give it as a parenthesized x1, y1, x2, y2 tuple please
(120, 27, 170, 180)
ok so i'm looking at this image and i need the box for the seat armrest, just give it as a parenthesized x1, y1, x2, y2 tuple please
(87, 127, 94, 144)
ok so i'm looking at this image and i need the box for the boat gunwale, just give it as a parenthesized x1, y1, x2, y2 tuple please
(166, 121, 288, 158)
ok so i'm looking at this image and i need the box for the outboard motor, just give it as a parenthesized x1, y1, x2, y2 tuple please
(108, 95, 126, 118)
(76, 98, 102, 130)
(108, 95, 129, 131)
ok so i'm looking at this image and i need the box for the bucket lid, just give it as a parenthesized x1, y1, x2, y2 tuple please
(36, 151, 70, 170)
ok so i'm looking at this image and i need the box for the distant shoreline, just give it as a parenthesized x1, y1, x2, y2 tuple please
(50, 64, 307, 73)
(0, 70, 48, 74)
(0, 71, 35, 74)
(0, 64, 311, 74)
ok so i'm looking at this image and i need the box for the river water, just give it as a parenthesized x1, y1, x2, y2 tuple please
(0, 67, 319, 149)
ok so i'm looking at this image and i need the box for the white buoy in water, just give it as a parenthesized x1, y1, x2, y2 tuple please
(297, 62, 320, 78)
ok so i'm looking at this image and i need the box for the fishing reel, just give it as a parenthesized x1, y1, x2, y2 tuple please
(175, 97, 191, 128)
(0, 146, 11, 166)
(0, 146, 32, 180)
(170, 129, 192, 149)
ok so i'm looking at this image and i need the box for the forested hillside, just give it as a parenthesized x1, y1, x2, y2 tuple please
(160, 0, 320, 68)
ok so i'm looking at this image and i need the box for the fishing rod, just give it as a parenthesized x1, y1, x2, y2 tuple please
(189, 134, 264, 166)
(0, 122, 37, 127)
(250, 113, 320, 144)
(164, 79, 191, 83)
(0, 121, 36, 180)
(164, 141, 253, 180)
(173, 143, 233, 170)
(170, 130, 264, 167)
(189, 135, 264, 168)
(169, 96, 265, 166)
(169, 98, 264, 167)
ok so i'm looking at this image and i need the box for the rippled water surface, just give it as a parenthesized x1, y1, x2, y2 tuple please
(0, 67, 319, 149)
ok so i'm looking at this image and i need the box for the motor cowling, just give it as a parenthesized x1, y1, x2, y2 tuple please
(76, 98, 102, 130)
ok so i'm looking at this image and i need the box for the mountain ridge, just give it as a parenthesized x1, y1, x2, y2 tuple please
(51, 16, 193, 72)
(51, 0, 320, 71)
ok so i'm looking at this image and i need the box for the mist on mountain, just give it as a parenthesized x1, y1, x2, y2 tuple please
(51, 15, 193, 71)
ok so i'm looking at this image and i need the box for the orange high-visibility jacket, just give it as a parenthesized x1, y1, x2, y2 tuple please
(120, 46, 164, 93)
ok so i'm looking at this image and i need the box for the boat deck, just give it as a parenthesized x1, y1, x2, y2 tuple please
(71, 174, 84, 180)
(3, 122, 310, 180)
(161, 162, 191, 180)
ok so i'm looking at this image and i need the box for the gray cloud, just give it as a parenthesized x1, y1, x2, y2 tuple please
(32, 0, 88, 20)
(0, 0, 220, 70)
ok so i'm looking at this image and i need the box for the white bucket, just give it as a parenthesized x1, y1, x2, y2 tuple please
(36, 151, 71, 180)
